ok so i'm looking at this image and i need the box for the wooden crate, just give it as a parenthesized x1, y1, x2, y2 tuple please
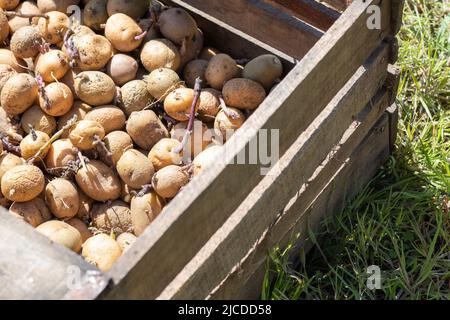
(0, 0, 404, 300)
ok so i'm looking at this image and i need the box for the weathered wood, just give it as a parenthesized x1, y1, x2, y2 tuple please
(386, 103, 399, 152)
(162, 83, 390, 299)
(386, 64, 401, 104)
(165, 0, 323, 59)
(391, 0, 405, 34)
(320, 0, 352, 11)
(103, 0, 391, 300)
(213, 112, 392, 299)
(0, 209, 109, 300)
(261, 0, 340, 31)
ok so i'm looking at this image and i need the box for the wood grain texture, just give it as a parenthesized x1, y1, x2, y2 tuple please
(0, 208, 109, 300)
(212, 112, 392, 299)
(102, 0, 391, 300)
(261, 0, 340, 31)
(164, 0, 323, 59)
(319, 0, 352, 11)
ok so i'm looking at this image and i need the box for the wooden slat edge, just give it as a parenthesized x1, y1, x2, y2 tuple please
(320, 0, 352, 12)
(103, 0, 390, 300)
(160, 44, 390, 299)
(391, 0, 405, 35)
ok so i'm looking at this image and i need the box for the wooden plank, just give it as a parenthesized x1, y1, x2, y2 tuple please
(164, 0, 323, 59)
(261, 0, 340, 31)
(320, 0, 352, 11)
(214, 112, 392, 299)
(103, 0, 391, 300)
(0, 208, 110, 300)
(386, 64, 401, 104)
(391, 0, 405, 34)
(162, 84, 390, 299)
(386, 103, 399, 152)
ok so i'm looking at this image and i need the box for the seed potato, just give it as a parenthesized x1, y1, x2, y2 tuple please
(126, 110, 169, 150)
(164, 87, 198, 122)
(205, 54, 238, 90)
(179, 29, 204, 68)
(20, 130, 50, 161)
(214, 108, 246, 142)
(103, 130, 133, 165)
(37, 220, 83, 252)
(34, 50, 70, 82)
(10, 26, 41, 59)
(0, 64, 17, 96)
(69, 119, 105, 150)
(130, 191, 165, 236)
(1, 73, 38, 116)
(152, 165, 189, 199)
(58, 101, 92, 137)
(0, 49, 27, 73)
(106, 0, 148, 19)
(0, 153, 24, 180)
(83, 0, 108, 31)
(116, 232, 136, 252)
(84, 105, 125, 134)
(21, 105, 57, 136)
(197, 88, 220, 122)
(116, 149, 155, 189)
(0, 0, 19, 10)
(183, 59, 208, 89)
(37, 11, 69, 45)
(222, 78, 266, 110)
(0, 9, 9, 43)
(91, 200, 133, 235)
(39, 82, 74, 116)
(8, 1, 41, 34)
(1, 165, 45, 202)
(45, 178, 79, 218)
(82, 233, 122, 271)
(75, 160, 121, 201)
(105, 13, 144, 52)
(66, 217, 92, 243)
(192, 145, 222, 176)
(76, 190, 93, 221)
(120, 80, 153, 116)
(140, 39, 180, 72)
(148, 138, 183, 171)
(158, 7, 197, 45)
(107, 54, 138, 86)
(146, 67, 180, 100)
(37, 0, 80, 13)
(9, 197, 52, 228)
(45, 138, 77, 169)
(74, 71, 116, 106)
(242, 54, 283, 90)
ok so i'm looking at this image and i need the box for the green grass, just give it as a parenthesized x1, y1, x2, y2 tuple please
(262, 0, 450, 300)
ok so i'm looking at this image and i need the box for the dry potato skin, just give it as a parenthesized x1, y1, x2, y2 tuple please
(171, 120, 213, 158)
(158, 7, 198, 45)
(69, 120, 105, 150)
(116, 149, 155, 189)
(37, 11, 69, 45)
(205, 54, 238, 90)
(164, 88, 198, 122)
(214, 108, 246, 141)
(58, 101, 92, 136)
(0, 49, 26, 73)
(130, 191, 165, 236)
(183, 59, 208, 88)
(0, 153, 23, 180)
(140, 39, 181, 72)
(66, 217, 92, 243)
(0, 0, 19, 10)
(1, 73, 38, 116)
(21, 105, 57, 136)
(73, 34, 113, 71)
(10, 26, 41, 59)
(83, 0, 108, 31)
(0, 64, 17, 96)
(84, 105, 125, 134)
(106, 0, 148, 19)
(20, 131, 50, 161)
(116, 232, 136, 252)
(107, 54, 138, 86)
(126, 110, 169, 151)
(103, 131, 133, 165)
(82, 234, 122, 271)
(8, 1, 41, 34)
(242, 54, 283, 90)
(148, 138, 183, 171)
(76, 160, 121, 202)
(146, 67, 180, 100)
(45, 138, 77, 169)
(1, 165, 45, 202)
(192, 145, 222, 176)
(222, 78, 267, 110)
(120, 80, 153, 116)
(45, 178, 79, 219)
(152, 165, 189, 199)
(35, 50, 70, 82)
(39, 82, 74, 117)
(179, 29, 204, 68)
(105, 13, 143, 52)
(37, 0, 80, 13)
(91, 200, 133, 235)
(74, 71, 116, 106)
(36, 220, 82, 253)
(9, 197, 52, 228)
(0, 9, 9, 44)
(197, 88, 220, 122)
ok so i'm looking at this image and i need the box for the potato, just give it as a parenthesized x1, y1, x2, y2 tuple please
(164, 87, 198, 122)
(103, 130, 133, 165)
(39, 82, 74, 116)
(146, 67, 181, 100)
(138, 18, 160, 43)
(76, 160, 121, 201)
(0, 64, 17, 96)
(199, 46, 220, 61)
(152, 165, 189, 199)
(171, 120, 213, 158)
(37, 0, 80, 13)
(107, 54, 138, 86)
(83, 0, 108, 31)
(0, 153, 23, 180)
(120, 80, 153, 116)
(8, 1, 41, 34)
(197, 88, 220, 122)
(0, 49, 26, 73)
(130, 191, 165, 236)
(116, 232, 136, 252)
(0, 0, 19, 10)
(45, 138, 77, 169)
(158, 8, 197, 46)
(243, 54, 283, 90)
(120, 181, 136, 204)
(9, 198, 52, 228)
(20, 130, 50, 161)
(180, 29, 204, 68)
(205, 54, 239, 90)
(58, 101, 92, 137)
(84, 105, 125, 134)
(66, 218, 92, 243)
(140, 39, 180, 72)
(10, 26, 42, 59)
(82, 234, 122, 271)
(126, 110, 168, 150)
(1, 165, 45, 202)
(74, 71, 116, 106)
(0, 106, 23, 141)
(222, 78, 266, 110)
(183, 59, 207, 89)
(105, 13, 144, 52)
(1, 73, 38, 115)
(21, 105, 57, 136)
(148, 138, 183, 171)
(116, 149, 155, 189)
(192, 145, 222, 176)
(91, 200, 133, 235)
(0, 9, 8, 43)
(76, 190, 93, 221)
(37, 11, 69, 45)
(60, 68, 79, 97)
(34, 50, 70, 82)
(73, 34, 113, 71)
(69, 119, 105, 150)
(214, 108, 245, 142)
(37, 220, 82, 252)
(45, 178, 79, 218)
(106, 0, 148, 19)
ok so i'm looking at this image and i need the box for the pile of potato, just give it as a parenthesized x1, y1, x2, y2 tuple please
(0, 0, 283, 272)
